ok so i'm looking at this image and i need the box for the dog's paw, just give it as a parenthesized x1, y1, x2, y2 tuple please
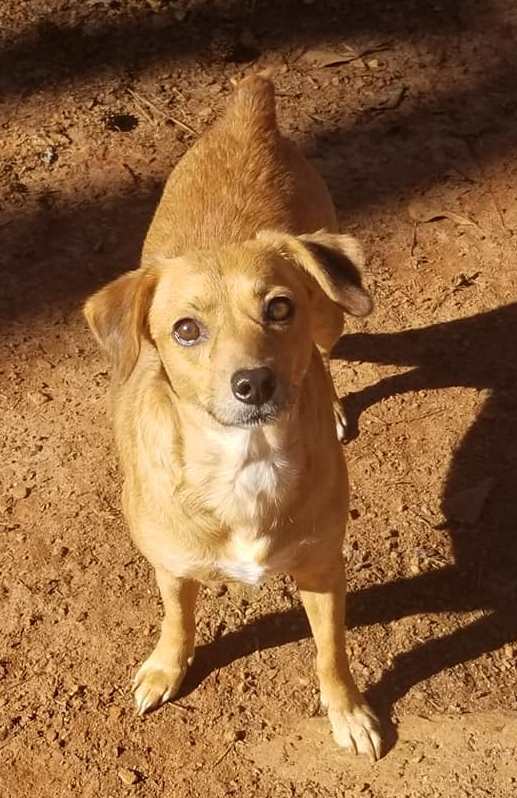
(133, 654, 189, 715)
(333, 402, 348, 443)
(328, 703, 382, 761)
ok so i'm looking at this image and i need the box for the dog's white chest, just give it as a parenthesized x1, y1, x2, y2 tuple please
(169, 426, 300, 584)
(218, 533, 270, 585)
(231, 452, 281, 511)
(194, 426, 295, 528)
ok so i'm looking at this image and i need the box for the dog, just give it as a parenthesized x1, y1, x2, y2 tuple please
(84, 75, 381, 760)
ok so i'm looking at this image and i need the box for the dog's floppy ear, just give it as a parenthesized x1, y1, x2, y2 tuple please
(258, 230, 373, 316)
(83, 268, 157, 384)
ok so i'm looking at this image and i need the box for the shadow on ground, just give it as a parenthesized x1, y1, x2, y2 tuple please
(0, 0, 468, 99)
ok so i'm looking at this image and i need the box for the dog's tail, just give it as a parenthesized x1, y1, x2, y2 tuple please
(226, 70, 277, 131)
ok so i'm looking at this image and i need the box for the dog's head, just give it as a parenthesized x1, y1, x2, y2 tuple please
(84, 231, 372, 428)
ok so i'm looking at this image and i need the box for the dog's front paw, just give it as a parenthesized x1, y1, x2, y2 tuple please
(133, 653, 190, 715)
(328, 703, 382, 761)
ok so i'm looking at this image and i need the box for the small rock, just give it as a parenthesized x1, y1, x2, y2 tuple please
(118, 768, 140, 786)
(27, 390, 52, 406)
(214, 583, 228, 597)
(109, 705, 124, 721)
(39, 145, 58, 166)
(367, 59, 379, 69)
(224, 728, 245, 744)
(447, 478, 495, 525)
(12, 484, 30, 500)
(383, 528, 399, 539)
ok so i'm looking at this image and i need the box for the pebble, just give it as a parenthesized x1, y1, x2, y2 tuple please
(27, 390, 52, 406)
(39, 145, 58, 166)
(118, 768, 139, 786)
(12, 484, 30, 500)
(224, 728, 245, 744)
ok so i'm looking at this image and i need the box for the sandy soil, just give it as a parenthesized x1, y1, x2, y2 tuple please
(1, 1, 516, 796)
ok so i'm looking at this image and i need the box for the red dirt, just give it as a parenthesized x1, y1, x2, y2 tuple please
(1, 1, 516, 796)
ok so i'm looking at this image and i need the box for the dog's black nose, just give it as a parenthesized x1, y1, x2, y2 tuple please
(231, 367, 276, 405)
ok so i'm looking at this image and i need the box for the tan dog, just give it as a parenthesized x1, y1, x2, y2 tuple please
(84, 75, 381, 760)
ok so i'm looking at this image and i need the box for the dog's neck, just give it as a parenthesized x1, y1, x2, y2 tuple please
(174, 400, 304, 532)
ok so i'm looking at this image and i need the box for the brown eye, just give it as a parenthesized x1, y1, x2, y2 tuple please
(173, 318, 201, 346)
(265, 296, 294, 323)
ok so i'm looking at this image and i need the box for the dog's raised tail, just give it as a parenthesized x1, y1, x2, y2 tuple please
(227, 70, 277, 131)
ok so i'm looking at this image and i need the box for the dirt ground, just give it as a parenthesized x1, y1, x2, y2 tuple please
(1, 1, 517, 796)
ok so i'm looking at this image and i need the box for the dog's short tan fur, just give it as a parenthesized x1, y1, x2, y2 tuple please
(84, 76, 381, 759)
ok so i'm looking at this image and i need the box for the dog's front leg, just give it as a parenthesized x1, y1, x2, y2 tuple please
(296, 562, 381, 760)
(133, 567, 199, 715)
(320, 351, 348, 442)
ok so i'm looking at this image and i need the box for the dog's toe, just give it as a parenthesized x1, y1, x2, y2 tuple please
(328, 703, 382, 761)
(333, 402, 348, 443)
(133, 657, 187, 715)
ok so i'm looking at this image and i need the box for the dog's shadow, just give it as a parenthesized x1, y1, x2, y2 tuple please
(180, 302, 517, 744)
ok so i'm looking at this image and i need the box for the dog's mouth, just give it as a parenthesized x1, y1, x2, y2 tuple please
(208, 400, 284, 429)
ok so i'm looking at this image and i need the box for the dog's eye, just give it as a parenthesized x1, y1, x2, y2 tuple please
(173, 318, 201, 346)
(265, 296, 294, 323)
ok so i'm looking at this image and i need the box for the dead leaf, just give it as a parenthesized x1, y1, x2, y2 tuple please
(446, 478, 495, 525)
(370, 85, 407, 112)
(302, 41, 392, 68)
(302, 48, 358, 68)
(408, 200, 479, 228)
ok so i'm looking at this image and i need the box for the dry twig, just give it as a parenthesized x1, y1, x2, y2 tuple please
(127, 89, 198, 136)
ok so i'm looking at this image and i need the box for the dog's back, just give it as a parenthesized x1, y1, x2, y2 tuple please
(142, 75, 337, 263)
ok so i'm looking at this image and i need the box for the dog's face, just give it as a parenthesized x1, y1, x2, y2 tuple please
(84, 232, 372, 428)
(149, 242, 314, 428)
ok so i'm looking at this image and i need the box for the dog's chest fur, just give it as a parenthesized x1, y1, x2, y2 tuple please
(179, 425, 301, 583)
